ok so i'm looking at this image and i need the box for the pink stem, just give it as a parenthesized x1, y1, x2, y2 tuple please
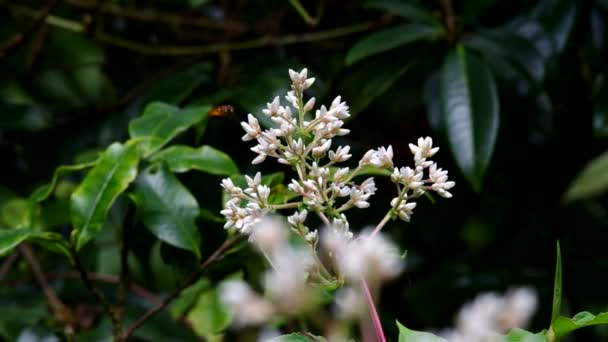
(361, 279, 386, 342)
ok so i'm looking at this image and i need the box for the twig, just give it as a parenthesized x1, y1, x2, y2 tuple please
(121, 236, 240, 340)
(440, 0, 456, 43)
(71, 247, 122, 338)
(0, 0, 60, 59)
(95, 21, 375, 56)
(289, 0, 318, 26)
(0, 251, 19, 280)
(19, 244, 74, 332)
(63, 0, 247, 32)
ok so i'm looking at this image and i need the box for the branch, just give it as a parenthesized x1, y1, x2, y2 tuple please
(19, 244, 74, 333)
(121, 236, 240, 340)
(0, 0, 60, 59)
(71, 247, 122, 338)
(63, 0, 247, 32)
(0, 251, 19, 280)
(95, 21, 375, 56)
(440, 0, 456, 43)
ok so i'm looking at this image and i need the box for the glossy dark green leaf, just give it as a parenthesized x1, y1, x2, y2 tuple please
(466, 29, 546, 84)
(170, 278, 210, 319)
(30, 161, 98, 202)
(71, 142, 139, 250)
(0, 229, 69, 259)
(131, 165, 202, 258)
(564, 150, 608, 201)
(553, 311, 608, 337)
(128, 102, 210, 157)
(269, 333, 327, 342)
(530, 0, 576, 53)
(346, 24, 443, 65)
(365, 0, 439, 24)
(150, 145, 239, 175)
(397, 321, 447, 342)
(346, 60, 415, 114)
(504, 328, 547, 341)
(187, 287, 232, 338)
(440, 46, 499, 191)
(0, 198, 32, 229)
(552, 241, 562, 323)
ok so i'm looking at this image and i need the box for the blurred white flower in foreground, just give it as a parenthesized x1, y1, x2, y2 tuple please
(441, 287, 538, 342)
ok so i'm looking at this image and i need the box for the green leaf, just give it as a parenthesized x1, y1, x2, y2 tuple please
(0, 198, 32, 229)
(268, 333, 327, 342)
(71, 142, 139, 250)
(564, 149, 608, 201)
(187, 287, 232, 339)
(551, 241, 562, 323)
(440, 46, 499, 191)
(131, 164, 202, 258)
(346, 24, 443, 65)
(397, 321, 447, 342)
(553, 311, 608, 338)
(348, 61, 415, 114)
(171, 278, 210, 319)
(0, 229, 70, 259)
(366, 0, 439, 24)
(128, 102, 210, 157)
(150, 145, 239, 175)
(504, 328, 547, 342)
(30, 161, 98, 202)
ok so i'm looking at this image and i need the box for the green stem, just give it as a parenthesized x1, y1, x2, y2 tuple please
(289, 0, 318, 26)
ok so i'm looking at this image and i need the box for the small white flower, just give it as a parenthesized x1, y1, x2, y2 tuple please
(288, 179, 305, 194)
(220, 280, 274, 326)
(287, 209, 308, 227)
(409, 136, 439, 158)
(391, 197, 417, 222)
(333, 229, 403, 284)
(359, 149, 375, 167)
(285, 91, 299, 109)
(312, 139, 332, 158)
(369, 146, 394, 169)
(329, 96, 350, 119)
(333, 167, 350, 183)
(262, 96, 281, 117)
(429, 163, 455, 198)
(241, 114, 262, 141)
(245, 172, 262, 189)
(305, 230, 318, 244)
(249, 216, 288, 253)
(303, 97, 316, 112)
(329, 145, 352, 162)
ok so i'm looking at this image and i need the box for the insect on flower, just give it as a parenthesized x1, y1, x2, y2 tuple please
(208, 104, 235, 117)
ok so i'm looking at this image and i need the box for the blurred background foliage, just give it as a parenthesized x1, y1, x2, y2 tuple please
(1, 0, 608, 340)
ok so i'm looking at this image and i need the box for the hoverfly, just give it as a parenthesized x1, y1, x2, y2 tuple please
(207, 105, 235, 117)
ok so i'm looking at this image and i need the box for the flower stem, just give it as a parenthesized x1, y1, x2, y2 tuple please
(361, 279, 386, 342)
(372, 212, 392, 236)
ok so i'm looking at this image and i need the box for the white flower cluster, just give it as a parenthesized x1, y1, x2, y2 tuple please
(220, 68, 455, 239)
(441, 287, 538, 342)
(220, 216, 403, 327)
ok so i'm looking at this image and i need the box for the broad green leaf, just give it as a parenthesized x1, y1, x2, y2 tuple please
(150, 145, 239, 175)
(466, 29, 547, 83)
(504, 328, 547, 341)
(553, 311, 608, 337)
(346, 24, 443, 65)
(187, 287, 232, 339)
(530, 0, 576, 53)
(0, 229, 69, 259)
(397, 321, 447, 342)
(551, 241, 562, 323)
(440, 46, 499, 191)
(366, 0, 439, 24)
(30, 161, 98, 202)
(171, 278, 210, 319)
(128, 102, 210, 157)
(131, 165, 202, 258)
(269, 334, 327, 342)
(71, 142, 139, 250)
(564, 150, 608, 201)
(348, 61, 415, 114)
(0, 198, 32, 229)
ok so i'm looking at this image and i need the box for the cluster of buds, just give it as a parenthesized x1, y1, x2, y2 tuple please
(220, 68, 455, 242)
